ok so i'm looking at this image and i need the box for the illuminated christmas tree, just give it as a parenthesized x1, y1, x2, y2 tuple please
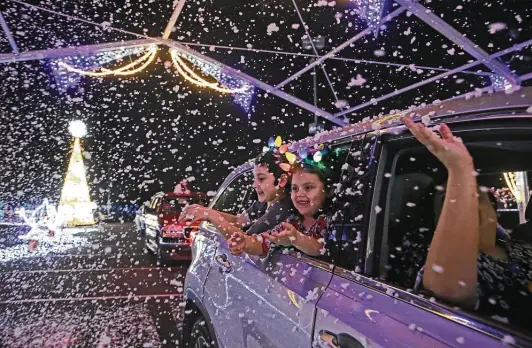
(57, 120, 96, 226)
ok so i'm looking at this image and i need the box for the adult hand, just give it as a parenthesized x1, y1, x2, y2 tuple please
(262, 222, 299, 246)
(179, 204, 211, 223)
(228, 231, 247, 256)
(401, 117, 474, 172)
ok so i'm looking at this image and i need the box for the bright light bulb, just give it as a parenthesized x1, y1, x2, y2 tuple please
(69, 120, 87, 138)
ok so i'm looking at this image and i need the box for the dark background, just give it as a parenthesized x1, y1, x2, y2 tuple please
(0, 0, 530, 207)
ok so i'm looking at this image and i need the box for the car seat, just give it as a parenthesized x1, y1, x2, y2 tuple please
(385, 173, 436, 288)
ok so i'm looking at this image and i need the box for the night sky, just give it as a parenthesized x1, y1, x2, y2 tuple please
(0, 0, 530, 206)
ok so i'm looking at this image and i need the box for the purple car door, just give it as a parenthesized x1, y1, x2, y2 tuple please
(314, 269, 526, 347)
(227, 250, 333, 348)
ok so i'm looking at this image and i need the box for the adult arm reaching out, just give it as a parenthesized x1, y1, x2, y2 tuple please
(401, 117, 479, 305)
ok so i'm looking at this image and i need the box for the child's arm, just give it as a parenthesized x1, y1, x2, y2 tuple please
(263, 222, 325, 256)
(179, 205, 244, 239)
(228, 232, 268, 256)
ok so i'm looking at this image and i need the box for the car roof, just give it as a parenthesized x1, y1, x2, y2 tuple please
(292, 86, 532, 148)
(230, 87, 532, 177)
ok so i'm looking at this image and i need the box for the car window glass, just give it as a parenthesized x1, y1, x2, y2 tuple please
(212, 170, 253, 215)
(329, 135, 378, 270)
(380, 136, 532, 331)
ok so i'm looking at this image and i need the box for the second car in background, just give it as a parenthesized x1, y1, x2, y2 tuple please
(144, 191, 207, 263)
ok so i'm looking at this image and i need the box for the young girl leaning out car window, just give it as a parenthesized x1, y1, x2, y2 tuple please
(228, 145, 335, 257)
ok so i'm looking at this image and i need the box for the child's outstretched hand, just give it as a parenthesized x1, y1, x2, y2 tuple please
(228, 231, 247, 256)
(179, 204, 211, 224)
(262, 222, 299, 246)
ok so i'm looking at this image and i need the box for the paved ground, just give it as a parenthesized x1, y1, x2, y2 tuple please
(0, 222, 189, 347)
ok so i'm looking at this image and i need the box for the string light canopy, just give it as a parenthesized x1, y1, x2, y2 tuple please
(52, 44, 255, 113)
(170, 50, 255, 112)
(170, 50, 249, 93)
(57, 45, 157, 77)
(3, 0, 531, 126)
(50, 45, 149, 93)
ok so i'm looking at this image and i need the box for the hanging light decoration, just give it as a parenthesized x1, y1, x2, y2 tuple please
(170, 50, 255, 112)
(350, 0, 386, 36)
(52, 44, 255, 113)
(175, 57, 219, 87)
(170, 50, 249, 94)
(50, 45, 149, 93)
(57, 45, 158, 77)
(220, 73, 254, 113)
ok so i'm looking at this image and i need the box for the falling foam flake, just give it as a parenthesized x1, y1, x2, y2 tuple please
(431, 264, 444, 273)
(334, 100, 348, 109)
(502, 335, 515, 345)
(348, 74, 367, 87)
(421, 115, 431, 126)
(488, 22, 507, 34)
(267, 23, 280, 35)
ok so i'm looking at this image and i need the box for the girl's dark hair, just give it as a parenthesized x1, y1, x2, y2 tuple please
(292, 157, 336, 214)
(293, 160, 334, 190)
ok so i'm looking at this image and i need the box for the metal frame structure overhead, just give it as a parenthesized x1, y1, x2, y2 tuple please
(0, 12, 19, 54)
(1, 0, 531, 126)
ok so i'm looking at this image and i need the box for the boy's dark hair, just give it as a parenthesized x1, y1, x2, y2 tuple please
(254, 151, 286, 181)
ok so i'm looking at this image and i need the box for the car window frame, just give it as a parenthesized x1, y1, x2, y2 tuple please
(208, 165, 254, 218)
(362, 119, 532, 344)
(258, 247, 338, 275)
(263, 133, 375, 272)
(328, 133, 382, 272)
(374, 122, 532, 278)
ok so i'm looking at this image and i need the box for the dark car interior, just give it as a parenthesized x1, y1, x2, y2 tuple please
(381, 138, 532, 290)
